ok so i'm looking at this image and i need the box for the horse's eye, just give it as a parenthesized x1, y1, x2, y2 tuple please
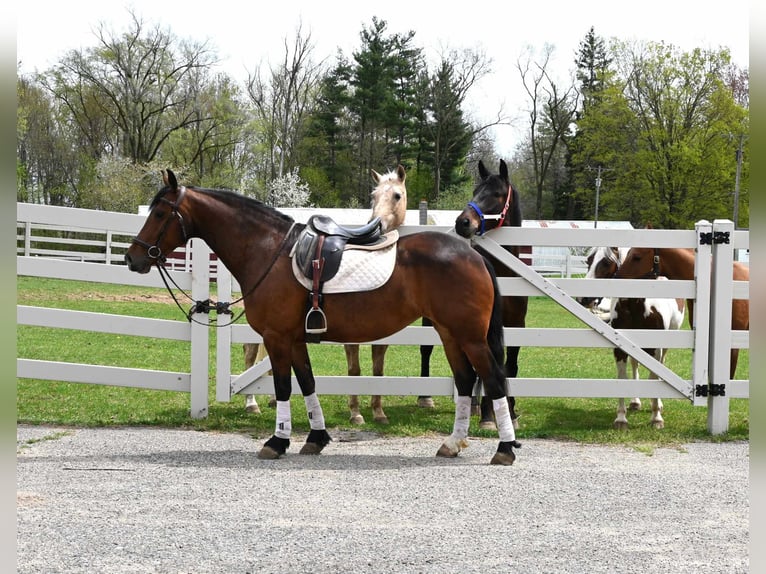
(153, 210, 165, 219)
(394, 193, 402, 201)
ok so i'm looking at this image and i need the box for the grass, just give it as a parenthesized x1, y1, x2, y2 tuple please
(17, 276, 749, 447)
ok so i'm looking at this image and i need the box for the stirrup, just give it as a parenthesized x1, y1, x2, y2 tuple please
(305, 307, 328, 334)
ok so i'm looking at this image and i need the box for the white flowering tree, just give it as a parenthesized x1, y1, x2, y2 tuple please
(266, 167, 312, 208)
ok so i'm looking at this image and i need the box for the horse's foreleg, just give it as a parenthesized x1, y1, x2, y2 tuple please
(649, 349, 665, 429)
(293, 342, 331, 455)
(257, 342, 294, 460)
(344, 344, 365, 425)
(370, 344, 389, 424)
(613, 349, 629, 430)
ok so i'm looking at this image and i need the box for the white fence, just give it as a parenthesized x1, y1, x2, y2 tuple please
(17, 203, 749, 433)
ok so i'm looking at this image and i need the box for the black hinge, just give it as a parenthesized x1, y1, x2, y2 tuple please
(713, 231, 730, 244)
(695, 383, 727, 397)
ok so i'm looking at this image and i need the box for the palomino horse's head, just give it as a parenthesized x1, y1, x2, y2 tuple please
(125, 169, 189, 274)
(455, 159, 520, 238)
(577, 246, 626, 309)
(370, 164, 407, 233)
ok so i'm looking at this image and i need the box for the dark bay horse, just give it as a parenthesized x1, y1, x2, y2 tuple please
(452, 159, 529, 430)
(579, 246, 685, 429)
(615, 243, 750, 379)
(242, 165, 410, 425)
(126, 170, 520, 465)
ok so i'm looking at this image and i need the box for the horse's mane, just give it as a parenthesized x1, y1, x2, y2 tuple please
(151, 184, 294, 225)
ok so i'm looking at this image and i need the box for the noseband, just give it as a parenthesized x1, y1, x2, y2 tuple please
(131, 186, 188, 262)
(466, 185, 513, 236)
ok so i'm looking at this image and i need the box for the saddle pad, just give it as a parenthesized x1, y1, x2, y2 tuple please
(291, 237, 397, 293)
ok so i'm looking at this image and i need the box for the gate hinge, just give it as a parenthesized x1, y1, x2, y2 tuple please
(699, 231, 729, 245)
(695, 383, 726, 397)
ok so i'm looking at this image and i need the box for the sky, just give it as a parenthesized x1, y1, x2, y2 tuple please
(15, 0, 751, 156)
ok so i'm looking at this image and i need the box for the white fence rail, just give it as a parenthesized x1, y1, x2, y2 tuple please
(17, 203, 749, 433)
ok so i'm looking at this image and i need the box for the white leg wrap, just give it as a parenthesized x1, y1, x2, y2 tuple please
(452, 396, 471, 439)
(303, 393, 326, 430)
(493, 397, 516, 443)
(275, 400, 292, 439)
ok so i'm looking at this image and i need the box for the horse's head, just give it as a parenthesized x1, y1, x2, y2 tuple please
(370, 164, 407, 233)
(614, 246, 660, 280)
(577, 246, 625, 308)
(455, 159, 519, 237)
(125, 169, 190, 273)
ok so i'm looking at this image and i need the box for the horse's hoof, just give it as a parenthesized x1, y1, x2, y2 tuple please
(349, 414, 365, 425)
(299, 442, 323, 455)
(651, 421, 665, 430)
(490, 451, 516, 465)
(245, 405, 261, 415)
(300, 429, 332, 455)
(373, 415, 390, 425)
(267, 398, 277, 408)
(436, 444, 459, 458)
(479, 420, 497, 431)
(629, 402, 641, 411)
(417, 397, 435, 409)
(613, 421, 629, 431)
(257, 446, 282, 460)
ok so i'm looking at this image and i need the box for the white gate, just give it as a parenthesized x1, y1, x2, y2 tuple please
(216, 219, 749, 434)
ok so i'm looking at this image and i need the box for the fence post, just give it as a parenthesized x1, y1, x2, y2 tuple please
(692, 220, 713, 407)
(216, 259, 233, 402)
(189, 239, 211, 418)
(707, 219, 734, 434)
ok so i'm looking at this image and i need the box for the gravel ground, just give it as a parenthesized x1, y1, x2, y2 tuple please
(17, 425, 749, 574)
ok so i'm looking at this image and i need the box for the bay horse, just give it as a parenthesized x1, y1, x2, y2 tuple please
(452, 159, 528, 430)
(615, 242, 750, 379)
(579, 246, 685, 429)
(242, 165, 412, 425)
(126, 169, 520, 465)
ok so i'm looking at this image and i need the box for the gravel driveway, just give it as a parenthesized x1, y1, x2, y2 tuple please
(17, 425, 749, 573)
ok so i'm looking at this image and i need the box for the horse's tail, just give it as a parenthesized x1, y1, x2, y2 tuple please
(482, 255, 505, 368)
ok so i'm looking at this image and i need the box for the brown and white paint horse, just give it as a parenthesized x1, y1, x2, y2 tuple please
(579, 246, 685, 429)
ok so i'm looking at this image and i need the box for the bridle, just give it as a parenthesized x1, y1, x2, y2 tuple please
(130, 186, 297, 326)
(131, 186, 189, 263)
(466, 184, 513, 236)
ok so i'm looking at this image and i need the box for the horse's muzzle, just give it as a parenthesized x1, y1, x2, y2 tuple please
(124, 252, 152, 274)
(454, 213, 477, 238)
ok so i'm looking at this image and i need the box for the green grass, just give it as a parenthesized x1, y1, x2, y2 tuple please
(17, 276, 749, 446)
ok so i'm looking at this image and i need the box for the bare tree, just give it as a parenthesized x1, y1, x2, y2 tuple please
(41, 10, 218, 164)
(517, 44, 579, 218)
(246, 22, 324, 180)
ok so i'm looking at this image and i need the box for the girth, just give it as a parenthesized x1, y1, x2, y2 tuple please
(293, 215, 385, 341)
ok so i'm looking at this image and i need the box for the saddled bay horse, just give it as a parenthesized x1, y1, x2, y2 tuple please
(452, 159, 528, 430)
(242, 165, 416, 425)
(579, 246, 685, 429)
(616, 242, 750, 379)
(126, 170, 520, 465)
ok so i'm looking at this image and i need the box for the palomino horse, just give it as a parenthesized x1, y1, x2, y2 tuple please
(126, 170, 520, 465)
(615, 242, 750, 379)
(452, 159, 528, 430)
(579, 246, 685, 429)
(242, 165, 416, 425)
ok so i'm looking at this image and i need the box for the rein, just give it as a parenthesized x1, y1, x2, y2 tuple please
(467, 184, 513, 235)
(131, 188, 298, 327)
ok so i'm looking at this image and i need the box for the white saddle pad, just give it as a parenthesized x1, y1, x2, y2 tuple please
(291, 233, 398, 293)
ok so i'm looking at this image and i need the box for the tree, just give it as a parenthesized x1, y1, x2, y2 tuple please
(517, 44, 579, 218)
(41, 10, 217, 165)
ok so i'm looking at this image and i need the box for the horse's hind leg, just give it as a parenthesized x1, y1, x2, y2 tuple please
(417, 318, 435, 408)
(478, 345, 520, 431)
(649, 349, 665, 429)
(436, 343, 475, 458)
(613, 349, 629, 430)
(370, 344, 389, 424)
(344, 345, 365, 425)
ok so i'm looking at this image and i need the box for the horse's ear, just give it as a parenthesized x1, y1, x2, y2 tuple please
(645, 222, 654, 229)
(164, 169, 178, 190)
(499, 159, 509, 182)
(370, 169, 382, 184)
(396, 164, 406, 183)
(478, 160, 489, 180)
